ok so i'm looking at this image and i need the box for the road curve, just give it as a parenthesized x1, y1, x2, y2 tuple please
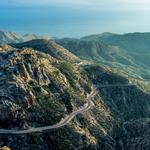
(0, 86, 97, 134)
(97, 84, 135, 88)
(0, 83, 134, 135)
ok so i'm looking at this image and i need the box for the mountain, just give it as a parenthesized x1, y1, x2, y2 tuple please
(0, 30, 23, 43)
(82, 32, 150, 68)
(0, 30, 51, 44)
(56, 38, 132, 64)
(56, 33, 150, 79)
(11, 39, 80, 62)
(0, 41, 150, 149)
(23, 33, 50, 42)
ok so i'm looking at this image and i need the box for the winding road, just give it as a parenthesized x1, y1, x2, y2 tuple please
(0, 83, 135, 135)
(97, 83, 135, 88)
(0, 86, 97, 134)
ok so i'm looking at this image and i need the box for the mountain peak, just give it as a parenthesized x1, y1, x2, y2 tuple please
(81, 32, 118, 40)
(12, 39, 80, 62)
(0, 30, 51, 44)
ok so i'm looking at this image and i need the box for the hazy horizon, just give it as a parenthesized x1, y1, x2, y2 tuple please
(1, 0, 150, 37)
(3, 29, 150, 39)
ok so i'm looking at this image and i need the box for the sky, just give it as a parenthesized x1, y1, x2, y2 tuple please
(1, 0, 150, 37)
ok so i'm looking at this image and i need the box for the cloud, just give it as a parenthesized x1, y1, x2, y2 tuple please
(4, 0, 91, 6)
(1, 0, 150, 37)
(2, 0, 150, 11)
(120, 0, 150, 4)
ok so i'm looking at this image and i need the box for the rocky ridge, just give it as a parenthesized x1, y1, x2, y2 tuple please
(0, 30, 50, 44)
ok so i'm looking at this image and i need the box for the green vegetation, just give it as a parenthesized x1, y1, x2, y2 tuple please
(56, 33, 150, 79)
(59, 62, 76, 88)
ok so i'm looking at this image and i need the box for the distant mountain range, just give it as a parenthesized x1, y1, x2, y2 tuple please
(1, 30, 150, 79)
(0, 30, 50, 43)
(56, 32, 150, 79)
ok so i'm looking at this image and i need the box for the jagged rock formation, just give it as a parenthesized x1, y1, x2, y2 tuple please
(0, 41, 150, 150)
(0, 31, 22, 43)
(0, 30, 50, 44)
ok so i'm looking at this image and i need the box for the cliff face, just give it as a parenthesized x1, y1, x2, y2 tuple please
(0, 42, 150, 150)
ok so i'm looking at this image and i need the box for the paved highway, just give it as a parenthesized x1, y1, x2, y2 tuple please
(0, 83, 134, 134)
(97, 84, 135, 88)
(0, 86, 97, 134)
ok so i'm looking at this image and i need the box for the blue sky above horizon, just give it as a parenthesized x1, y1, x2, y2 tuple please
(1, 0, 150, 37)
